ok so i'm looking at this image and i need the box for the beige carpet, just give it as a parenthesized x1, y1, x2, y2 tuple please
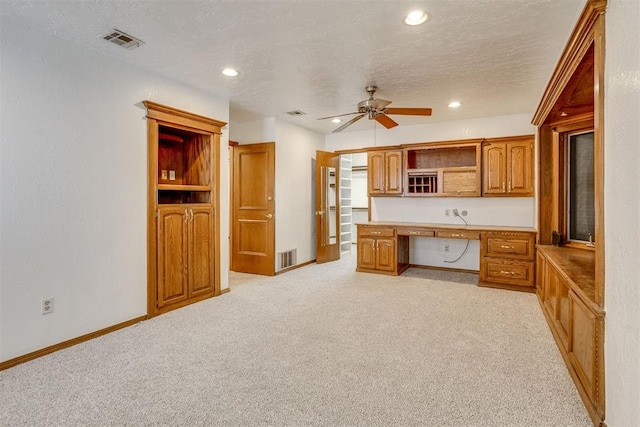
(0, 253, 591, 426)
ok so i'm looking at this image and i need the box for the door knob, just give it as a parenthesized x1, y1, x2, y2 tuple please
(265, 213, 273, 219)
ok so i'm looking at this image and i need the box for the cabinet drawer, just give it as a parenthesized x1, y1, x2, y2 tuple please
(480, 258, 534, 287)
(358, 226, 395, 238)
(396, 228, 435, 237)
(437, 230, 480, 240)
(484, 233, 535, 259)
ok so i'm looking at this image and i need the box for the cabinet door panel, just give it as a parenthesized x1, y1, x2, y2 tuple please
(357, 238, 376, 270)
(189, 207, 214, 297)
(569, 291, 597, 400)
(368, 152, 385, 195)
(555, 277, 571, 350)
(442, 169, 478, 196)
(507, 142, 533, 195)
(482, 144, 506, 194)
(385, 151, 403, 194)
(376, 238, 396, 272)
(157, 208, 189, 308)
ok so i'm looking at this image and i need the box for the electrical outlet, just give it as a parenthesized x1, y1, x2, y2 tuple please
(444, 244, 450, 253)
(445, 209, 451, 217)
(41, 297, 54, 315)
(453, 208, 459, 217)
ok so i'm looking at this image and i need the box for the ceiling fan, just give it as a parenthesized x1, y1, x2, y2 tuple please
(318, 85, 432, 132)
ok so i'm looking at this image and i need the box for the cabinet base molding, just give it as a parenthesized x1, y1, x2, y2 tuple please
(409, 264, 479, 275)
(0, 315, 148, 371)
(356, 264, 410, 276)
(478, 280, 536, 293)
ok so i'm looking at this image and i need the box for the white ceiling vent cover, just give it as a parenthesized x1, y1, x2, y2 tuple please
(100, 29, 145, 50)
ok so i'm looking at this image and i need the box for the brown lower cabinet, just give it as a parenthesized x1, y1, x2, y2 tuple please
(157, 206, 215, 309)
(537, 246, 604, 425)
(356, 225, 408, 275)
(479, 231, 536, 292)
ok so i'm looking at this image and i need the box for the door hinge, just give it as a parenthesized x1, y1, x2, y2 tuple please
(155, 209, 159, 218)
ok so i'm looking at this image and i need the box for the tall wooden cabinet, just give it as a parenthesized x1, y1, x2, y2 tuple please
(368, 150, 403, 195)
(482, 135, 534, 196)
(143, 101, 226, 317)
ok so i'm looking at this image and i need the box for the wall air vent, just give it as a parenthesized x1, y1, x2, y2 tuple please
(278, 249, 297, 270)
(100, 29, 145, 50)
(286, 110, 306, 116)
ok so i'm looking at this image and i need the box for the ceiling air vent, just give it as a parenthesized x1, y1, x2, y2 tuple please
(286, 110, 306, 116)
(100, 29, 145, 50)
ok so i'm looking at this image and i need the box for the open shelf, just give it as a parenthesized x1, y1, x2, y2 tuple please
(158, 184, 211, 192)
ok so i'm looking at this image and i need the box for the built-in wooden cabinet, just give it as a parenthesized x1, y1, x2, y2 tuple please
(144, 101, 225, 317)
(479, 231, 536, 291)
(482, 135, 534, 196)
(404, 141, 482, 197)
(367, 150, 403, 195)
(356, 225, 408, 275)
(537, 246, 604, 423)
(157, 206, 214, 308)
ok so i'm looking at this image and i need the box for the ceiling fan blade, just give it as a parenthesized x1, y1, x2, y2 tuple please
(385, 107, 433, 116)
(333, 114, 365, 132)
(317, 112, 360, 120)
(374, 114, 399, 129)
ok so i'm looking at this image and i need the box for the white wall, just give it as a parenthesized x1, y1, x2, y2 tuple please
(0, 18, 230, 362)
(327, 114, 536, 270)
(604, 0, 640, 424)
(275, 120, 325, 267)
(229, 117, 276, 143)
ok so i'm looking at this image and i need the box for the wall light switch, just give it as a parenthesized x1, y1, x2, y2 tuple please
(161, 170, 168, 180)
(169, 170, 176, 180)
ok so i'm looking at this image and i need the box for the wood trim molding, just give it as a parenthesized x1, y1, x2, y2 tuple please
(275, 260, 315, 275)
(532, 0, 607, 126)
(218, 287, 231, 295)
(0, 316, 147, 371)
(142, 100, 227, 133)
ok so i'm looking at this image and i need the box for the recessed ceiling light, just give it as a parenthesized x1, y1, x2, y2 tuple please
(448, 101, 462, 108)
(221, 68, 239, 77)
(405, 10, 429, 26)
(331, 118, 342, 124)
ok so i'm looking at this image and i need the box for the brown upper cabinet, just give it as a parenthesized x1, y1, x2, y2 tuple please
(482, 135, 534, 197)
(404, 140, 482, 197)
(368, 150, 403, 196)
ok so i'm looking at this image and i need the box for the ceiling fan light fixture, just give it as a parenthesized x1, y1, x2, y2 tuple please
(405, 10, 429, 26)
(221, 68, 239, 77)
(448, 101, 462, 108)
(331, 118, 342, 124)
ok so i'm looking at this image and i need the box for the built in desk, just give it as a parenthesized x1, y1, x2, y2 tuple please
(356, 221, 537, 292)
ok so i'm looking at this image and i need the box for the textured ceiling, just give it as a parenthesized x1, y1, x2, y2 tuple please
(1, 0, 585, 134)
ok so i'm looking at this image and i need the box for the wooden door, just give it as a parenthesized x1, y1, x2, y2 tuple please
(357, 238, 376, 270)
(376, 238, 396, 272)
(507, 141, 534, 195)
(482, 143, 506, 194)
(189, 207, 214, 297)
(231, 143, 275, 275)
(385, 151, 404, 194)
(315, 150, 341, 264)
(157, 207, 189, 308)
(368, 151, 385, 195)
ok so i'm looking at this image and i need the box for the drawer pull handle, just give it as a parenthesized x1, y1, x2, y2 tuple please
(371, 231, 381, 235)
(451, 234, 462, 237)
(500, 245, 514, 249)
(500, 270, 515, 275)
(409, 231, 419, 235)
